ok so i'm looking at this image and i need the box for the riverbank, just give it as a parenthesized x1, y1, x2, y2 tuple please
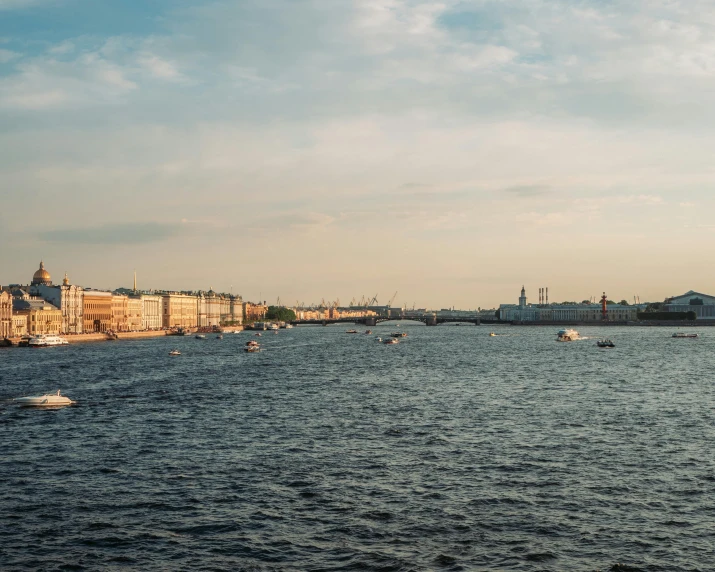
(506, 320, 711, 327)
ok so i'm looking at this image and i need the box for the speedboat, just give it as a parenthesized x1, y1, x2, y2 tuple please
(375, 337, 382, 342)
(246, 340, 259, 347)
(195, 334, 206, 340)
(596, 339, 615, 348)
(489, 332, 496, 337)
(15, 390, 74, 407)
(169, 349, 181, 355)
(384, 338, 399, 345)
(557, 329, 579, 342)
(216, 334, 223, 339)
(269, 323, 279, 331)
(346, 329, 359, 334)
(245, 341, 260, 352)
(28, 334, 69, 347)
(365, 330, 372, 335)
(391, 332, 407, 338)
(672, 332, 698, 338)
(255, 333, 262, 337)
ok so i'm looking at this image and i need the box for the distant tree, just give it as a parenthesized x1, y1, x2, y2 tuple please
(581, 300, 590, 305)
(644, 302, 663, 312)
(619, 300, 630, 306)
(686, 311, 697, 321)
(266, 306, 297, 321)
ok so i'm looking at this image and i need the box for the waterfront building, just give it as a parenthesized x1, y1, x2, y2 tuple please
(126, 296, 143, 331)
(13, 299, 62, 336)
(140, 294, 162, 330)
(243, 302, 268, 322)
(228, 296, 244, 325)
(83, 290, 113, 332)
(664, 291, 715, 319)
(499, 286, 638, 322)
(35, 272, 84, 334)
(111, 294, 129, 332)
(0, 290, 12, 339)
(12, 314, 27, 337)
(161, 293, 198, 328)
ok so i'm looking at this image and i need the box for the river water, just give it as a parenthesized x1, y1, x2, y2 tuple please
(1, 324, 713, 571)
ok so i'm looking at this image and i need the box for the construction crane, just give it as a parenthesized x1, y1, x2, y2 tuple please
(388, 291, 398, 307)
(349, 297, 356, 307)
(368, 294, 378, 306)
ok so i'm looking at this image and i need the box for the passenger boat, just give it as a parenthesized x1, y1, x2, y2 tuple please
(596, 339, 615, 348)
(384, 338, 399, 345)
(169, 349, 181, 355)
(557, 329, 579, 342)
(15, 389, 74, 407)
(672, 332, 698, 338)
(27, 334, 69, 347)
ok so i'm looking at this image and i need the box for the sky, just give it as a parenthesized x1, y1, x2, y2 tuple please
(1, 0, 714, 309)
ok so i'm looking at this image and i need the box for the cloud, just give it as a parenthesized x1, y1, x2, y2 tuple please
(502, 184, 551, 197)
(38, 222, 185, 245)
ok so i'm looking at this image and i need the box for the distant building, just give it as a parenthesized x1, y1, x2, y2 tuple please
(140, 294, 162, 330)
(112, 294, 129, 332)
(126, 296, 143, 331)
(13, 299, 62, 336)
(243, 302, 268, 321)
(162, 293, 198, 328)
(12, 315, 27, 337)
(664, 291, 715, 319)
(35, 272, 84, 334)
(499, 286, 638, 322)
(83, 290, 113, 332)
(0, 290, 12, 339)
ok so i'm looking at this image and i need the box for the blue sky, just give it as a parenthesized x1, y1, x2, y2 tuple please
(1, 0, 714, 308)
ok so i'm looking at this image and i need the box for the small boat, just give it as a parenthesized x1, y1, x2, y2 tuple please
(284, 324, 293, 329)
(375, 337, 382, 342)
(596, 339, 615, 348)
(384, 338, 399, 345)
(244, 346, 260, 352)
(195, 334, 206, 340)
(365, 330, 372, 335)
(255, 333, 262, 337)
(557, 329, 579, 342)
(391, 332, 407, 338)
(489, 332, 496, 337)
(269, 323, 279, 331)
(246, 340, 259, 347)
(216, 334, 223, 340)
(346, 329, 359, 334)
(672, 332, 698, 338)
(28, 334, 69, 347)
(15, 389, 74, 407)
(169, 349, 181, 355)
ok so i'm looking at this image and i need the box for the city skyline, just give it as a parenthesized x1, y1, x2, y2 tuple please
(2, 1, 715, 308)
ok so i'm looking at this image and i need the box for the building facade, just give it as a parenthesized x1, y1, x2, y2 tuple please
(664, 291, 715, 319)
(500, 287, 639, 322)
(12, 314, 27, 337)
(0, 290, 12, 339)
(141, 295, 162, 330)
(111, 294, 129, 332)
(83, 290, 113, 333)
(243, 302, 268, 322)
(35, 273, 84, 334)
(13, 299, 63, 336)
(126, 296, 143, 331)
(162, 293, 198, 328)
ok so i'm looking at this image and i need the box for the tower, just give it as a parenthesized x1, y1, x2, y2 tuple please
(133, 270, 137, 293)
(601, 292, 608, 320)
(63, 272, 69, 286)
(519, 286, 527, 308)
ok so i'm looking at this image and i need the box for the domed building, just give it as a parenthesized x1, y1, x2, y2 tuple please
(31, 261, 52, 286)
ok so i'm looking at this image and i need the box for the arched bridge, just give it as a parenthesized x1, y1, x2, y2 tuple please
(290, 315, 503, 327)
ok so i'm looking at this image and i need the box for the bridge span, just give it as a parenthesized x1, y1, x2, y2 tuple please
(290, 315, 503, 327)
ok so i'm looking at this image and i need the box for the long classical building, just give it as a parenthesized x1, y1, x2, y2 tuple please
(83, 290, 113, 332)
(0, 290, 12, 339)
(140, 294, 162, 330)
(34, 269, 84, 334)
(162, 293, 198, 328)
(500, 286, 638, 322)
(664, 291, 715, 319)
(13, 299, 63, 335)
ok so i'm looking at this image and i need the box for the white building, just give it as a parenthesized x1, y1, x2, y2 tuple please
(141, 294, 162, 330)
(500, 286, 638, 322)
(664, 291, 715, 319)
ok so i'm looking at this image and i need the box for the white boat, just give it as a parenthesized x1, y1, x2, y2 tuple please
(375, 337, 382, 342)
(15, 389, 74, 407)
(195, 334, 206, 339)
(672, 332, 698, 338)
(557, 329, 579, 342)
(28, 334, 69, 347)
(269, 323, 279, 330)
(169, 350, 181, 355)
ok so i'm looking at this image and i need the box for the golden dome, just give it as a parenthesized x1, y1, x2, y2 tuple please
(32, 261, 52, 286)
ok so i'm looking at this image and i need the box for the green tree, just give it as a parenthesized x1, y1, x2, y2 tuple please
(265, 306, 297, 321)
(618, 300, 629, 306)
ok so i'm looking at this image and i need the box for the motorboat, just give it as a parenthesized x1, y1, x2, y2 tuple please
(672, 332, 698, 338)
(391, 332, 407, 338)
(283, 324, 294, 329)
(557, 329, 579, 342)
(246, 340, 259, 347)
(346, 329, 359, 334)
(245, 341, 260, 353)
(489, 332, 496, 337)
(216, 334, 223, 340)
(384, 338, 399, 345)
(269, 323, 280, 331)
(169, 349, 181, 355)
(15, 390, 74, 407)
(255, 333, 262, 337)
(195, 334, 206, 340)
(596, 339, 615, 348)
(365, 330, 372, 335)
(375, 337, 382, 342)
(28, 334, 68, 347)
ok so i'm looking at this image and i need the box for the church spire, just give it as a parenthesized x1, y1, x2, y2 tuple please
(133, 269, 137, 292)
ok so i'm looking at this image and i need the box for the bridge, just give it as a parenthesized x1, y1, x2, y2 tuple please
(290, 314, 502, 327)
